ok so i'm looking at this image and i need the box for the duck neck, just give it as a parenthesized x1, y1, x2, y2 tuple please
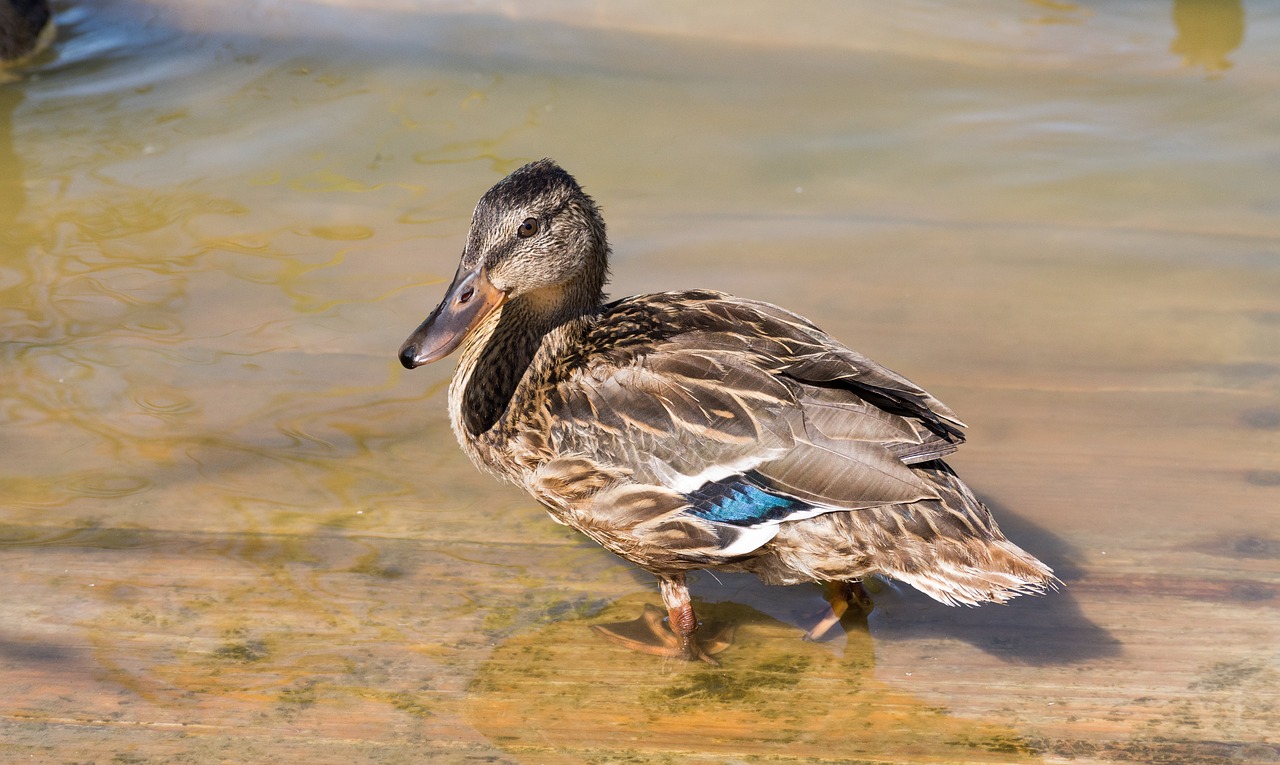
(451, 275, 605, 441)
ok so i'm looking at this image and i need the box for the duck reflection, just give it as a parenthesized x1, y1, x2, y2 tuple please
(0, 0, 50, 227)
(1171, 0, 1245, 74)
(464, 593, 1042, 761)
(0, 0, 52, 63)
(0, 81, 21, 227)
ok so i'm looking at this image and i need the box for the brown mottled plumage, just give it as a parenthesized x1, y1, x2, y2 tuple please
(399, 159, 1056, 663)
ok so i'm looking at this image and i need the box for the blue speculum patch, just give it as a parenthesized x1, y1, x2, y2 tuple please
(685, 473, 809, 526)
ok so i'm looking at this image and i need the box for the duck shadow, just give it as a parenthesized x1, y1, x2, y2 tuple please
(675, 495, 1119, 666)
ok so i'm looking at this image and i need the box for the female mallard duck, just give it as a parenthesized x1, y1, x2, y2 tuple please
(0, 0, 51, 63)
(399, 159, 1056, 663)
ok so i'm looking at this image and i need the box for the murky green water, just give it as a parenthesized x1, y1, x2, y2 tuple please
(2, 1, 1278, 763)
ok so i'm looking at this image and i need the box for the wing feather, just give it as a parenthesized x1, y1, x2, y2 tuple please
(528, 291, 968, 564)
(752, 432, 938, 511)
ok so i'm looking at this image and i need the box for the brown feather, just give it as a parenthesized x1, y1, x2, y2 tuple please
(408, 160, 1057, 611)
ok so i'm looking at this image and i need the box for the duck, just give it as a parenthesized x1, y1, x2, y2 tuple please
(0, 0, 52, 63)
(399, 159, 1057, 663)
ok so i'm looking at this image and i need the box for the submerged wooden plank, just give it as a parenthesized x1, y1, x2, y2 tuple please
(1, 504, 1276, 764)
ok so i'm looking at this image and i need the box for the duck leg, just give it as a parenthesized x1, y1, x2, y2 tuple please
(804, 580, 873, 641)
(658, 573, 715, 663)
(590, 573, 732, 664)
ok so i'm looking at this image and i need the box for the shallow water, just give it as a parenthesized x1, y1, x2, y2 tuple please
(2, 1, 1278, 763)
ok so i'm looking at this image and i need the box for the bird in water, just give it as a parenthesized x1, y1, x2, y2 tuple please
(399, 159, 1056, 663)
(0, 0, 52, 63)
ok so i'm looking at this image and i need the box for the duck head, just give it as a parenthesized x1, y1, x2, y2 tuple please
(399, 159, 608, 369)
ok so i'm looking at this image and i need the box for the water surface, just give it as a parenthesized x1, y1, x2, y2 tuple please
(1, 1, 1277, 763)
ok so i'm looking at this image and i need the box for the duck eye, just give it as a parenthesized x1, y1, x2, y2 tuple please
(517, 217, 539, 239)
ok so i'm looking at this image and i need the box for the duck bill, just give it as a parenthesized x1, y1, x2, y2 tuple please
(399, 265, 507, 369)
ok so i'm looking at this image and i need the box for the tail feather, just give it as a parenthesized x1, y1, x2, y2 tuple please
(887, 538, 1058, 607)
(879, 461, 1058, 605)
(738, 460, 1060, 605)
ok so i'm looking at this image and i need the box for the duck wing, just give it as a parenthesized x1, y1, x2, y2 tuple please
(528, 291, 968, 568)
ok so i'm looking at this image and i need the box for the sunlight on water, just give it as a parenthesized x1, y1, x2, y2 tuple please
(1, 1, 1278, 762)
